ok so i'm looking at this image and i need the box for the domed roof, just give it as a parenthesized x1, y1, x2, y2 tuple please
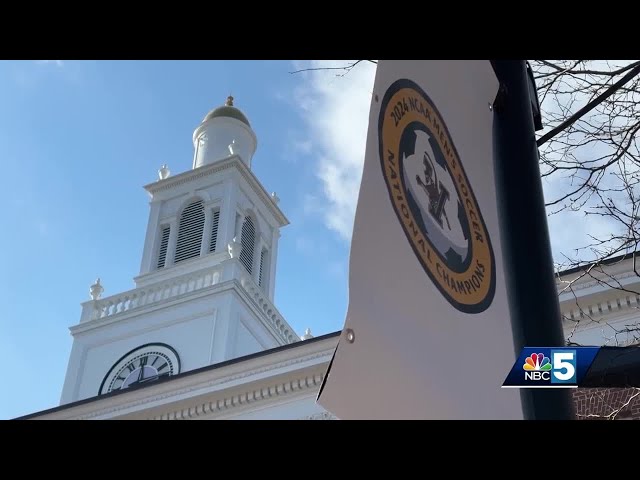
(203, 96, 250, 126)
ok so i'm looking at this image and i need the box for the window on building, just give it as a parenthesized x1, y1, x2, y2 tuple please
(157, 225, 171, 269)
(174, 200, 205, 264)
(239, 216, 255, 274)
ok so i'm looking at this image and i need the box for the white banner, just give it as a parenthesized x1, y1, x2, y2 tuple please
(317, 60, 524, 419)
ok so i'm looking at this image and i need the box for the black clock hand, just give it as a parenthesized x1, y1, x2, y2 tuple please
(139, 371, 170, 384)
(138, 356, 148, 382)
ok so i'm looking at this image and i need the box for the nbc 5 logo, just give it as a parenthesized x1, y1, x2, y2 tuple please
(523, 350, 577, 384)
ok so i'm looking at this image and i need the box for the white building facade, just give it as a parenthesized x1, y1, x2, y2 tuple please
(18, 98, 640, 420)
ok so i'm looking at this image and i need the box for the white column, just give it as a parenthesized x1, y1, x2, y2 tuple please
(268, 228, 280, 301)
(218, 177, 238, 250)
(165, 217, 178, 267)
(210, 294, 233, 364)
(255, 236, 266, 286)
(192, 135, 201, 170)
(237, 210, 245, 237)
(200, 207, 213, 256)
(139, 200, 161, 275)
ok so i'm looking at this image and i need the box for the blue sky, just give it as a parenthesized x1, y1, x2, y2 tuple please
(0, 60, 616, 419)
(0, 60, 378, 419)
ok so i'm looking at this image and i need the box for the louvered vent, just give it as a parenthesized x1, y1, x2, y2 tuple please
(258, 248, 267, 288)
(239, 216, 255, 274)
(209, 210, 220, 253)
(157, 225, 171, 269)
(174, 200, 205, 264)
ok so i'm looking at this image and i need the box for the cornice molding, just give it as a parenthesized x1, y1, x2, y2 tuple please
(558, 271, 640, 294)
(144, 157, 288, 227)
(144, 157, 235, 193)
(54, 345, 334, 420)
(133, 251, 229, 287)
(148, 371, 325, 420)
(561, 289, 640, 325)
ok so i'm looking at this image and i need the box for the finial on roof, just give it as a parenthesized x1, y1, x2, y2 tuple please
(226, 95, 234, 107)
(158, 164, 170, 180)
(301, 328, 314, 340)
(90, 278, 104, 301)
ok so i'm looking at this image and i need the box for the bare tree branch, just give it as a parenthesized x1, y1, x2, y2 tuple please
(537, 63, 640, 147)
(289, 60, 377, 76)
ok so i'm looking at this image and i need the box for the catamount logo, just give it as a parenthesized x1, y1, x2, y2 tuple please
(378, 79, 496, 314)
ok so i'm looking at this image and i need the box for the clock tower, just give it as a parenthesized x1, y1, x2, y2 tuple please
(60, 97, 298, 405)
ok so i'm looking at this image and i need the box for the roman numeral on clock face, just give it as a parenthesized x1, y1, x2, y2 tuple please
(102, 345, 179, 396)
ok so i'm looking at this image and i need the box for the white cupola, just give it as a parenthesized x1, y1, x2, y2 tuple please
(192, 96, 258, 170)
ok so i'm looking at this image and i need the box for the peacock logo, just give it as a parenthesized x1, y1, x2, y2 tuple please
(523, 353, 552, 371)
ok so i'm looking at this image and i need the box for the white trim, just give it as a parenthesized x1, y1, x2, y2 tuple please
(145, 156, 288, 227)
(28, 335, 338, 420)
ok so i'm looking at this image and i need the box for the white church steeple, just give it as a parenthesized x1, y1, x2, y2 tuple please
(192, 96, 258, 170)
(59, 96, 296, 406)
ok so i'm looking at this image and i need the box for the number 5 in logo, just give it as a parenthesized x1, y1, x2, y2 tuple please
(551, 350, 577, 384)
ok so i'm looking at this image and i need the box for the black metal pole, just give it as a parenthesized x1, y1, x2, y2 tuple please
(491, 60, 576, 420)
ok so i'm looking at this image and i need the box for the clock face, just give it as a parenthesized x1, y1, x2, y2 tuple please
(99, 343, 181, 395)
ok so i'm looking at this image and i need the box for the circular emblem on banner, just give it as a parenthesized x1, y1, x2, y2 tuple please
(378, 78, 495, 314)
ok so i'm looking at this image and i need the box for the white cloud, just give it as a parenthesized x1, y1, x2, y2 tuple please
(290, 60, 377, 241)
(293, 139, 313, 155)
(36, 60, 64, 67)
(11, 60, 76, 89)
(279, 130, 314, 165)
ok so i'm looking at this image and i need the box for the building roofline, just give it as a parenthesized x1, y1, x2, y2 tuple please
(556, 251, 640, 278)
(143, 156, 289, 227)
(14, 330, 341, 420)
